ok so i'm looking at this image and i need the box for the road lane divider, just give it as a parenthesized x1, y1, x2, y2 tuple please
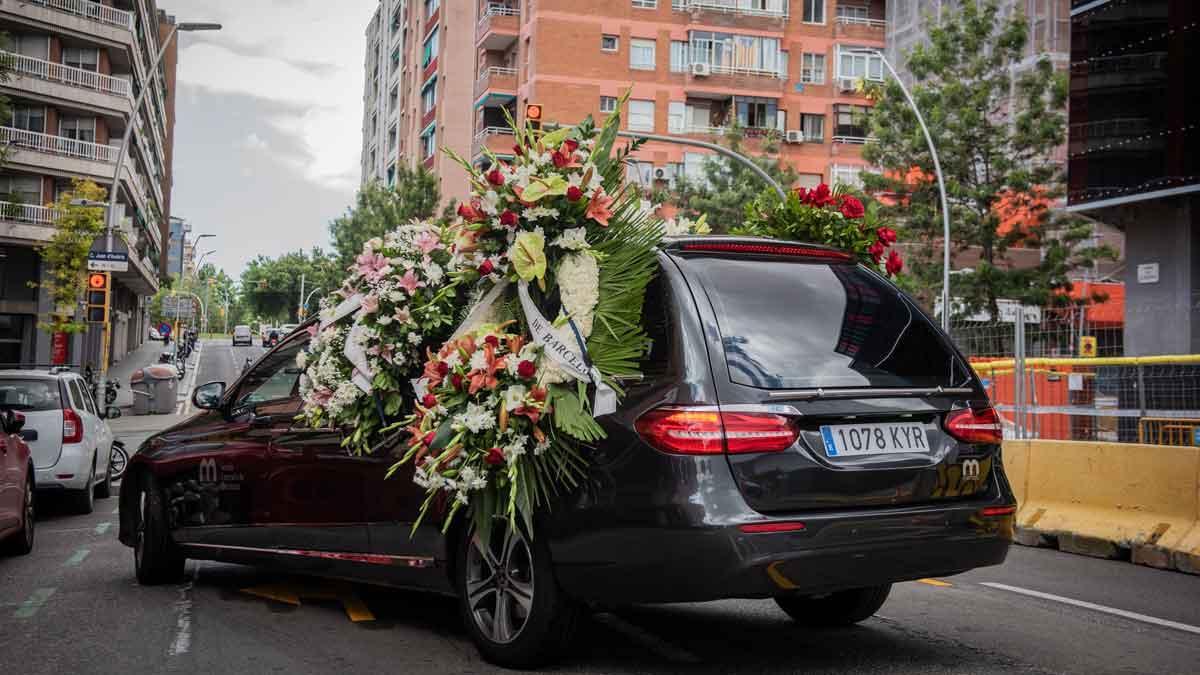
(1002, 440, 1200, 575)
(64, 548, 90, 567)
(13, 588, 56, 619)
(980, 582, 1200, 636)
(94, 522, 111, 535)
(168, 564, 200, 657)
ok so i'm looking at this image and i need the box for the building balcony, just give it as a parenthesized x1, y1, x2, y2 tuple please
(477, 2, 520, 51)
(475, 66, 518, 101)
(685, 57, 786, 95)
(0, 202, 59, 244)
(1, 50, 133, 116)
(23, 0, 135, 31)
(674, 1, 789, 31)
(0, 126, 117, 165)
(472, 125, 515, 159)
(834, 14, 887, 41)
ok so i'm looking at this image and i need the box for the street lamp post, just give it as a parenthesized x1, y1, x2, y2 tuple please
(302, 287, 323, 320)
(850, 49, 954, 332)
(96, 21, 220, 400)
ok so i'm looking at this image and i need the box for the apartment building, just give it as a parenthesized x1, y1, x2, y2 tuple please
(361, 0, 475, 204)
(470, 0, 887, 195)
(0, 0, 177, 368)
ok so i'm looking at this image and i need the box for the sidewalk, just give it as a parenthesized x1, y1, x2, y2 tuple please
(107, 412, 190, 451)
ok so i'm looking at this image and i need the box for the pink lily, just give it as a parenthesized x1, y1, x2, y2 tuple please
(414, 230, 442, 255)
(586, 188, 614, 227)
(397, 268, 425, 294)
(360, 293, 380, 314)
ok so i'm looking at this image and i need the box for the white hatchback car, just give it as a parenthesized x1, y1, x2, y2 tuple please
(0, 370, 115, 514)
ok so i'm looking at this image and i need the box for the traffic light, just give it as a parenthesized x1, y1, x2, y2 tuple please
(86, 272, 109, 323)
(525, 102, 543, 131)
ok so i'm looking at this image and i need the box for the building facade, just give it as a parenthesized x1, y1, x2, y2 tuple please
(1067, 0, 1199, 355)
(361, 0, 474, 204)
(471, 0, 887, 194)
(0, 0, 176, 367)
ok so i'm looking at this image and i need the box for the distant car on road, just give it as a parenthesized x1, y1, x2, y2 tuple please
(0, 408, 34, 555)
(232, 325, 253, 347)
(0, 370, 115, 514)
(148, 327, 163, 341)
(279, 323, 299, 335)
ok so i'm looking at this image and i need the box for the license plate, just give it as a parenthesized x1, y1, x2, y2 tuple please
(820, 423, 928, 457)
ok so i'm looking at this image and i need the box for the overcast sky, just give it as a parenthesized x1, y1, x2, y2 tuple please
(167, 0, 377, 277)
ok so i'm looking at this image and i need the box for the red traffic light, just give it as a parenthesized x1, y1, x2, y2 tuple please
(88, 273, 107, 289)
(525, 103, 543, 121)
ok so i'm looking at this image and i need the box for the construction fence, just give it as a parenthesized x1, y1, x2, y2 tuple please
(949, 303, 1200, 446)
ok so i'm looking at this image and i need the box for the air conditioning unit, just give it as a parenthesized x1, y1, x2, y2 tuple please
(654, 165, 677, 182)
(691, 62, 711, 77)
(785, 130, 804, 144)
(839, 77, 859, 92)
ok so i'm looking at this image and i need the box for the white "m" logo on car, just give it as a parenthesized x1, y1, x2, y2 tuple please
(962, 459, 981, 481)
(198, 458, 218, 484)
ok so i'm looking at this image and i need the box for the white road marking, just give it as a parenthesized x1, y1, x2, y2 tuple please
(168, 564, 200, 657)
(176, 340, 204, 416)
(593, 613, 702, 664)
(980, 582, 1200, 636)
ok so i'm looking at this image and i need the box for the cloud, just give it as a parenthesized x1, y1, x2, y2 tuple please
(235, 132, 268, 151)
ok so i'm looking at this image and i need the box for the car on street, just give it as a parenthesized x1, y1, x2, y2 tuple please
(0, 408, 35, 555)
(279, 323, 299, 335)
(148, 327, 163, 341)
(0, 369, 116, 515)
(232, 325, 253, 347)
(118, 237, 1016, 669)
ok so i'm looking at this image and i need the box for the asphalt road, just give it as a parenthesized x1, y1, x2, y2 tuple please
(2, 340, 1198, 674)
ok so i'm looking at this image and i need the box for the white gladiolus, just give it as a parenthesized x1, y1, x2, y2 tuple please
(551, 227, 589, 251)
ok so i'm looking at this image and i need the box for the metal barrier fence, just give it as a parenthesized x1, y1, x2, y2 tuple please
(949, 305, 1200, 446)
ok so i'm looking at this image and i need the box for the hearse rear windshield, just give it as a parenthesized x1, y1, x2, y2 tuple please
(687, 257, 973, 390)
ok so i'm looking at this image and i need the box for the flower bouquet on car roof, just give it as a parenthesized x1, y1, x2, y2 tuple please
(298, 92, 664, 540)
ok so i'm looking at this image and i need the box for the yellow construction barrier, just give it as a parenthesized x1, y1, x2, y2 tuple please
(1002, 439, 1200, 574)
(974, 353, 1200, 373)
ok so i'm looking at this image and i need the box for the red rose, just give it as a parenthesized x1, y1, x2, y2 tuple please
(552, 150, 570, 169)
(876, 227, 897, 245)
(566, 186, 583, 202)
(450, 373, 464, 390)
(868, 241, 885, 262)
(809, 183, 833, 207)
(421, 393, 438, 409)
(486, 168, 505, 186)
(436, 361, 450, 376)
(484, 335, 500, 347)
(839, 195, 865, 219)
(485, 447, 505, 466)
(499, 210, 518, 227)
(478, 259, 495, 276)
(562, 139, 579, 154)
(886, 250, 904, 276)
(517, 359, 536, 379)
(457, 201, 485, 223)
(422, 431, 436, 447)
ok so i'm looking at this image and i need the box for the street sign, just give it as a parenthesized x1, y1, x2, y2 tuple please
(87, 251, 129, 272)
(162, 296, 195, 320)
(158, 322, 172, 338)
(1079, 336, 1098, 357)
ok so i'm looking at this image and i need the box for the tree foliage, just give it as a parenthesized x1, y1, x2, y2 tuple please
(670, 127, 798, 233)
(861, 0, 1116, 315)
(328, 167, 448, 269)
(35, 180, 108, 333)
(239, 248, 342, 323)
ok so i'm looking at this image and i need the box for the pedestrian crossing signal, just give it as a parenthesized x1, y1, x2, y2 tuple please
(86, 272, 109, 323)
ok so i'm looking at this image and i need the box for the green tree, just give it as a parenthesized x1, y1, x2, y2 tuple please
(862, 0, 1115, 315)
(35, 180, 108, 333)
(670, 126, 798, 233)
(329, 166, 445, 268)
(240, 248, 342, 323)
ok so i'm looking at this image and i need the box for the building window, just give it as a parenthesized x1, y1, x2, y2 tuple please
(803, 0, 825, 24)
(420, 126, 437, 159)
(390, 48, 400, 73)
(421, 78, 437, 114)
(628, 99, 655, 132)
(599, 96, 618, 113)
(425, 0, 439, 18)
(630, 38, 656, 70)
(837, 45, 883, 83)
(689, 31, 782, 76)
(683, 152, 708, 185)
(668, 101, 686, 133)
(422, 28, 439, 67)
(63, 47, 99, 72)
(11, 107, 46, 133)
(800, 53, 825, 84)
(626, 161, 653, 186)
(669, 40, 688, 72)
(801, 113, 824, 142)
(830, 164, 865, 189)
(601, 34, 619, 52)
(836, 4, 869, 22)
(60, 117, 96, 142)
(632, 0, 657, 8)
(833, 104, 869, 139)
(735, 96, 778, 129)
(0, 176, 42, 205)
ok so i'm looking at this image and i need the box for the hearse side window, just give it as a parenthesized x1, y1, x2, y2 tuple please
(638, 273, 674, 383)
(238, 341, 305, 405)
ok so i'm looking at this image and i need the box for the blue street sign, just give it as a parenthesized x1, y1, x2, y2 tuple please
(158, 323, 172, 338)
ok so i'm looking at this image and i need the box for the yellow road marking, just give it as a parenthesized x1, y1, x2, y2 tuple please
(240, 580, 374, 622)
(918, 578, 953, 587)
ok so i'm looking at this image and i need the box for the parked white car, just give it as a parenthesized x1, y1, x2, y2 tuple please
(0, 370, 115, 514)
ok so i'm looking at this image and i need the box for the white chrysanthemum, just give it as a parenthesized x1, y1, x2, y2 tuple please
(557, 252, 600, 337)
(468, 349, 489, 372)
(454, 402, 495, 433)
(444, 351, 462, 369)
(551, 227, 589, 251)
(422, 259, 445, 285)
(503, 384, 528, 411)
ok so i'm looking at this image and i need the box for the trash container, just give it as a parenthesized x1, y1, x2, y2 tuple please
(129, 368, 151, 416)
(142, 364, 180, 414)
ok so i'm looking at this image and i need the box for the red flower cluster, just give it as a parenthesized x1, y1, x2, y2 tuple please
(789, 182, 903, 277)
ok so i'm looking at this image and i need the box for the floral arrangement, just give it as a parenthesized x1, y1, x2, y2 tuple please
(735, 183, 903, 276)
(298, 221, 469, 453)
